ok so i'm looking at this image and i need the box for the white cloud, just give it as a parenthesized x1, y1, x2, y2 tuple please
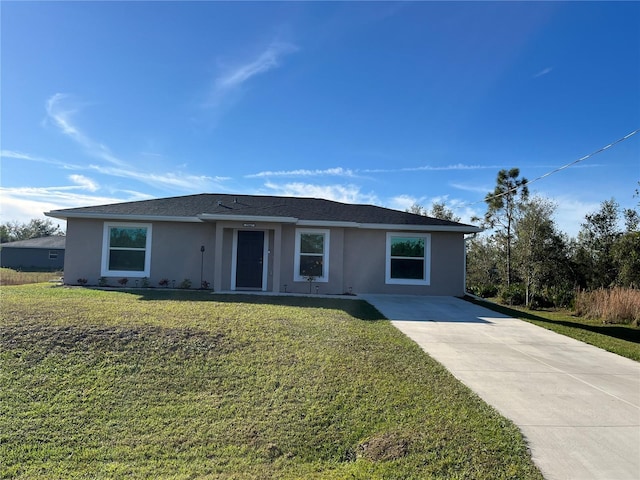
(534, 67, 553, 78)
(387, 194, 424, 211)
(0, 185, 151, 227)
(207, 41, 298, 107)
(69, 174, 99, 192)
(263, 181, 379, 205)
(46, 93, 127, 167)
(87, 164, 226, 191)
(546, 194, 600, 238)
(247, 167, 356, 178)
(450, 182, 493, 194)
(363, 163, 501, 174)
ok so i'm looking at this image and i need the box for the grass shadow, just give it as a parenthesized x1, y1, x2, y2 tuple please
(465, 296, 640, 344)
(93, 288, 387, 322)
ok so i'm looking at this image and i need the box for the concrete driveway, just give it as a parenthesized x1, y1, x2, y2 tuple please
(360, 294, 640, 480)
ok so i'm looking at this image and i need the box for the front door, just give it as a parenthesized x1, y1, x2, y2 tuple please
(235, 230, 265, 289)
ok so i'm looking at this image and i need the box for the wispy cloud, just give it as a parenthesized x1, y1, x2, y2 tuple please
(387, 194, 424, 211)
(362, 163, 501, 174)
(263, 181, 379, 205)
(42, 93, 230, 192)
(207, 41, 298, 107)
(534, 67, 553, 78)
(87, 164, 227, 191)
(450, 182, 493, 194)
(1, 149, 79, 169)
(46, 93, 126, 167)
(0, 185, 151, 225)
(247, 167, 356, 178)
(69, 174, 99, 192)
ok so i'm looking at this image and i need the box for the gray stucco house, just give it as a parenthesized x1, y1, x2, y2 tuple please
(46, 194, 480, 295)
(0, 236, 65, 271)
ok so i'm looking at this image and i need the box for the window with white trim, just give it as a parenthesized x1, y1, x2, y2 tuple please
(294, 229, 330, 282)
(101, 223, 152, 277)
(49, 250, 58, 260)
(385, 233, 431, 285)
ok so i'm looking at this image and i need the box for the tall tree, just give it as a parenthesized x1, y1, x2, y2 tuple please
(513, 197, 571, 307)
(576, 199, 621, 288)
(429, 201, 461, 222)
(483, 168, 529, 287)
(407, 201, 461, 222)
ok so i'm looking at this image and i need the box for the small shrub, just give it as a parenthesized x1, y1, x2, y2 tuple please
(76, 278, 88, 286)
(469, 284, 499, 298)
(179, 278, 192, 289)
(201, 280, 210, 290)
(499, 284, 525, 306)
(141, 277, 150, 288)
(159, 278, 169, 288)
(98, 277, 108, 287)
(118, 278, 129, 287)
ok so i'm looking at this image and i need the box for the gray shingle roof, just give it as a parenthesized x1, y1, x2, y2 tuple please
(0, 236, 66, 249)
(47, 194, 479, 231)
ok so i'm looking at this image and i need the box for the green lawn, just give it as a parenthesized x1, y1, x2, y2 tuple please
(0, 284, 542, 479)
(465, 297, 640, 362)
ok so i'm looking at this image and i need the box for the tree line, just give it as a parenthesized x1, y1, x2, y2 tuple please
(412, 171, 640, 308)
(0, 218, 64, 244)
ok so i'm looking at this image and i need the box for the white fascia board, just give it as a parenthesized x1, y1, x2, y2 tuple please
(45, 211, 203, 223)
(296, 220, 360, 228)
(358, 223, 482, 233)
(197, 213, 298, 223)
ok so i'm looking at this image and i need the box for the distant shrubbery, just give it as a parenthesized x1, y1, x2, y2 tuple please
(466, 173, 639, 323)
(574, 288, 640, 326)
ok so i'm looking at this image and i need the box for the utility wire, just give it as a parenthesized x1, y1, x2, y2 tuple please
(472, 128, 640, 206)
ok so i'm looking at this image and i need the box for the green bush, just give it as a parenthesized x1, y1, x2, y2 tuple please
(499, 284, 525, 305)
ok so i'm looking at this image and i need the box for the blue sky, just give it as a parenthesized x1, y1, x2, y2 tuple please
(2, 1, 638, 237)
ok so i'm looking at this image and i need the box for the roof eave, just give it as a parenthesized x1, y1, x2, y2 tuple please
(358, 223, 482, 233)
(45, 211, 203, 223)
(197, 213, 299, 223)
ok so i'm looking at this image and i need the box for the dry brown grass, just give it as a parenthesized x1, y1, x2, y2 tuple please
(0, 268, 62, 286)
(574, 287, 640, 326)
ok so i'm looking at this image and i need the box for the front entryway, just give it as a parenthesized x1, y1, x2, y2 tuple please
(235, 230, 265, 289)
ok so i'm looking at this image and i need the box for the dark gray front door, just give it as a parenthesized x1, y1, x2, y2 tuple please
(236, 231, 264, 289)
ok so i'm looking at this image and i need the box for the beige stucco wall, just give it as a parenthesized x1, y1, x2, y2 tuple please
(63, 219, 103, 285)
(64, 218, 467, 295)
(342, 229, 465, 296)
(64, 219, 216, 287)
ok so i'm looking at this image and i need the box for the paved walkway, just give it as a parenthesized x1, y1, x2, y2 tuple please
(360, 294, 640, 480)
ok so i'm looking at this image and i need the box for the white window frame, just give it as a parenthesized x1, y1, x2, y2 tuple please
(101, 222, 152, 277)
(385, 232, 431, 285)
(294, 228, 330, 282)
(48, 250, 59, 260)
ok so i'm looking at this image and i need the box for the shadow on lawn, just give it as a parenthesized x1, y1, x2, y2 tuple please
(466, 297, 640, 344)
(107, 288, 387, 322)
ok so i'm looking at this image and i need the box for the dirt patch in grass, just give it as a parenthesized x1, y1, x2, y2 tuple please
(355, 432, 410, 462)
(1, 323, 231, 364)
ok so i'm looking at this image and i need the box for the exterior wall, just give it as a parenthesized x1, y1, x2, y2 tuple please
(151, 222, 216, 288)
(64, 219, 104, 284)
(64, 219, 216, 287)
(343, 229, 466, 296)
(277, 225, 346, 295)
(0, 247, 65, 271)
(64, 217, 467, 295)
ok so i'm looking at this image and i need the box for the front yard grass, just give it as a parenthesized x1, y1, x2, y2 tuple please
(465, 297, 640, 362)
(0, 284, 542, 479)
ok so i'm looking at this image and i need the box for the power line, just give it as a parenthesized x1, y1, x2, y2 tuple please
(471, 128, 640, 206)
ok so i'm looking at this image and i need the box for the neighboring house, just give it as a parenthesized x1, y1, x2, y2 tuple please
(46, 194, 480, 295)
(0, 236, 65, 271)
